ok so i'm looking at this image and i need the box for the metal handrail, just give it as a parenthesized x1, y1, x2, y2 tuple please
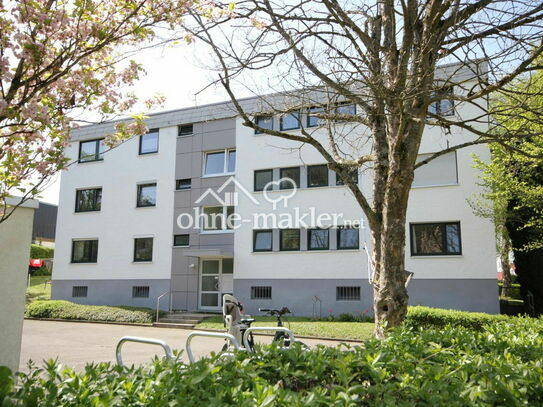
(242, 326, 295, 351)
(185, 331, 240, 363)
(116, 336, 174, 366)
(156, 291, 169, 322)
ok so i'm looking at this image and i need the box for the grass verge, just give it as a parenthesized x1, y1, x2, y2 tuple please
(26, 275, 51, 303)
(196, 315, 374, 341)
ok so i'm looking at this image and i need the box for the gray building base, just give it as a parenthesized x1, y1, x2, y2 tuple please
(234, 278, 499, 317)
(52, 279, 171, 310)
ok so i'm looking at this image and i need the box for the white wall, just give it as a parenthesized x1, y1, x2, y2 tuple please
(234, 93, 496, 282)
(53, 126, 177, 281)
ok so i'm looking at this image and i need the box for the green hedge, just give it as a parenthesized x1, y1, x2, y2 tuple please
(25, 300, 156, 324)
(2, 316, 542, 406)
(30, 244, 54, 259)
(405, 306, 510, 330)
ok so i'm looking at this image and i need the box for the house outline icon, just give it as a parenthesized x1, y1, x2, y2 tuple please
(194, 176, 260, 206)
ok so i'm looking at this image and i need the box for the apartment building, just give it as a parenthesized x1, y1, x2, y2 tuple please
(52, 66, 499, 315)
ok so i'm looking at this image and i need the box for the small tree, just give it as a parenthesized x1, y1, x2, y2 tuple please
(0, 0, 191, 223)
(186, 0, 543, 336)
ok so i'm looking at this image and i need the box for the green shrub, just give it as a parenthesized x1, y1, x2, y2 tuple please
(30, 244, 54, 259)
(405, 305, 510, 330)
(25, 300, 156, 324)
(2, 317, 542, 406)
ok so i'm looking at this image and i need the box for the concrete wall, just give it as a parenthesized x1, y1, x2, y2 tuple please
(171, 118, 236, 310)
(0, 199, 38, 372)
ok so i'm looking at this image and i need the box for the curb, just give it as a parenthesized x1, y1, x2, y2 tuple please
(24, 318, 364, 343)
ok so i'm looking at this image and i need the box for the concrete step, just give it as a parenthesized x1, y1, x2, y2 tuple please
(157, 318, 202, 324)
(152, 322, 196, 329)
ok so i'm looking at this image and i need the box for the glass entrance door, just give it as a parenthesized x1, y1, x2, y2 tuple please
(199, 258, 234, 310)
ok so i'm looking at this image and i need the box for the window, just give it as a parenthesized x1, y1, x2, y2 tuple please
(410, 222, 461, 256)
(280, 229, 300, 251)
(174, 234, 190, 247)
(202, 206, 235, 231)
(253, 230, 273, 252)
(203, 149, 236, 176)
(132, 286, 150, 298)
(137, 183, 157, 207)
(337, 227, 359, 250)
(336, 168, 359, 185)
(336, 286, 360, 301)
(78, 139, 105, 163)
(413, 152, 458, 187)
(307, 164, 329, 188)
(335, 102, 356, 116)
(254, 169, 273, 192)
(307, 106, 324, 128)
(279, 167, 300, 190)
(251, 286, 272, 300)
(178, 124, 193, 136)
(428, 87, 454, 117)
(75, 188, 102, 212)
(72, 286, 88, 298)
(308, 229, 329, 250)
(139, 129, 159, 154)
(71, 240, 98, 263)
(176, 179, 191, 190)
(255, 116, 273, 133)
(223, 258, 234, 274)
(134, 237, 153, 262)
(280, 112, 300, 131)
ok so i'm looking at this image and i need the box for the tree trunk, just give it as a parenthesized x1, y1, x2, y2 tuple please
(499, 234, 514, 298)
(372, 171, 412, 338)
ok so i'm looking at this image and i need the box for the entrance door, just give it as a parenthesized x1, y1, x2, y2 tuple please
(199, 258, 234, 310)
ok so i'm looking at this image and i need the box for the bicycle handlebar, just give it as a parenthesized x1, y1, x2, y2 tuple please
(258, 307, 291, 316)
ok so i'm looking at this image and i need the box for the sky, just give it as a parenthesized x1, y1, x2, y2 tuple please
(39, 42, 240, 205)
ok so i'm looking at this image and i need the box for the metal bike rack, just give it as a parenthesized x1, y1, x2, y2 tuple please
(116, 336, 174, 366)
(242, 327, 296, 352)
(185, 331, 240, 363)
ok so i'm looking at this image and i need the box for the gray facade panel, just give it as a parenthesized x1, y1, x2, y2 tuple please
(171, 118, 236, 311)
(234, 278, 499, 317)
(52, 279, 171, 310)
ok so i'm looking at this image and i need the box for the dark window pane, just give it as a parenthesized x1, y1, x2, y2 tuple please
(71, 240, 98, 263)
(336, 286, 360, 301)
(72, 286, 88, 298)
(174, 234, 189, 246)
(137, 183, 156, 207)
(411, 222, 461, 255)
(203, 206, 223, 230)
(429, 87, 454, 117)
(251, 286, 272, 299)
(280, 112, 300, 130)
(307, 165, 329, 187)
(202, 260, 220, 274)
(336, 169, 359, 185)
(79, 139, 104, 162)
(132, 286, 149, 298)
(204, 151, 225, 175)
(280, 167, 300, 189)
(338, 228, 359, 249)
(201, 293, 218, 306)
(308, 229, 329, 250)
(75, 188, 101, 212)
(134, 238, 153, 262)
(255, 116, 273, 133)
(223, 258, 234, 274)
(307, 106, 324, 127)
(176, 179, 191, 190)
(254, 169, 273, 191)
(139, 130, 159, 154)
(254, 230, 273, 252)
(178, 124, 193, 136)
(227, 150, 236, 173)
(280, 229, 300, 251)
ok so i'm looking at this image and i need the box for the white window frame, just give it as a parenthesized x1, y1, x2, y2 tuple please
(202, 149, 236, 177)
(200, 205, 235, 233)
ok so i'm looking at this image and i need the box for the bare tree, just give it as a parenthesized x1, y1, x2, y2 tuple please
(185, 0, 543, 337)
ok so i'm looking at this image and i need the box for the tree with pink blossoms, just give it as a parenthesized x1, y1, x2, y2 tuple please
(0, 0, 192, 222)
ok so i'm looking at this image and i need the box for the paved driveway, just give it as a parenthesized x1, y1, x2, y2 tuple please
(19, 320, 354, 371)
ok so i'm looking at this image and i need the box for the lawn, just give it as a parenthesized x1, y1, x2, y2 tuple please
(26, 275, 51, 303)
(196, 315, 374, 341)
